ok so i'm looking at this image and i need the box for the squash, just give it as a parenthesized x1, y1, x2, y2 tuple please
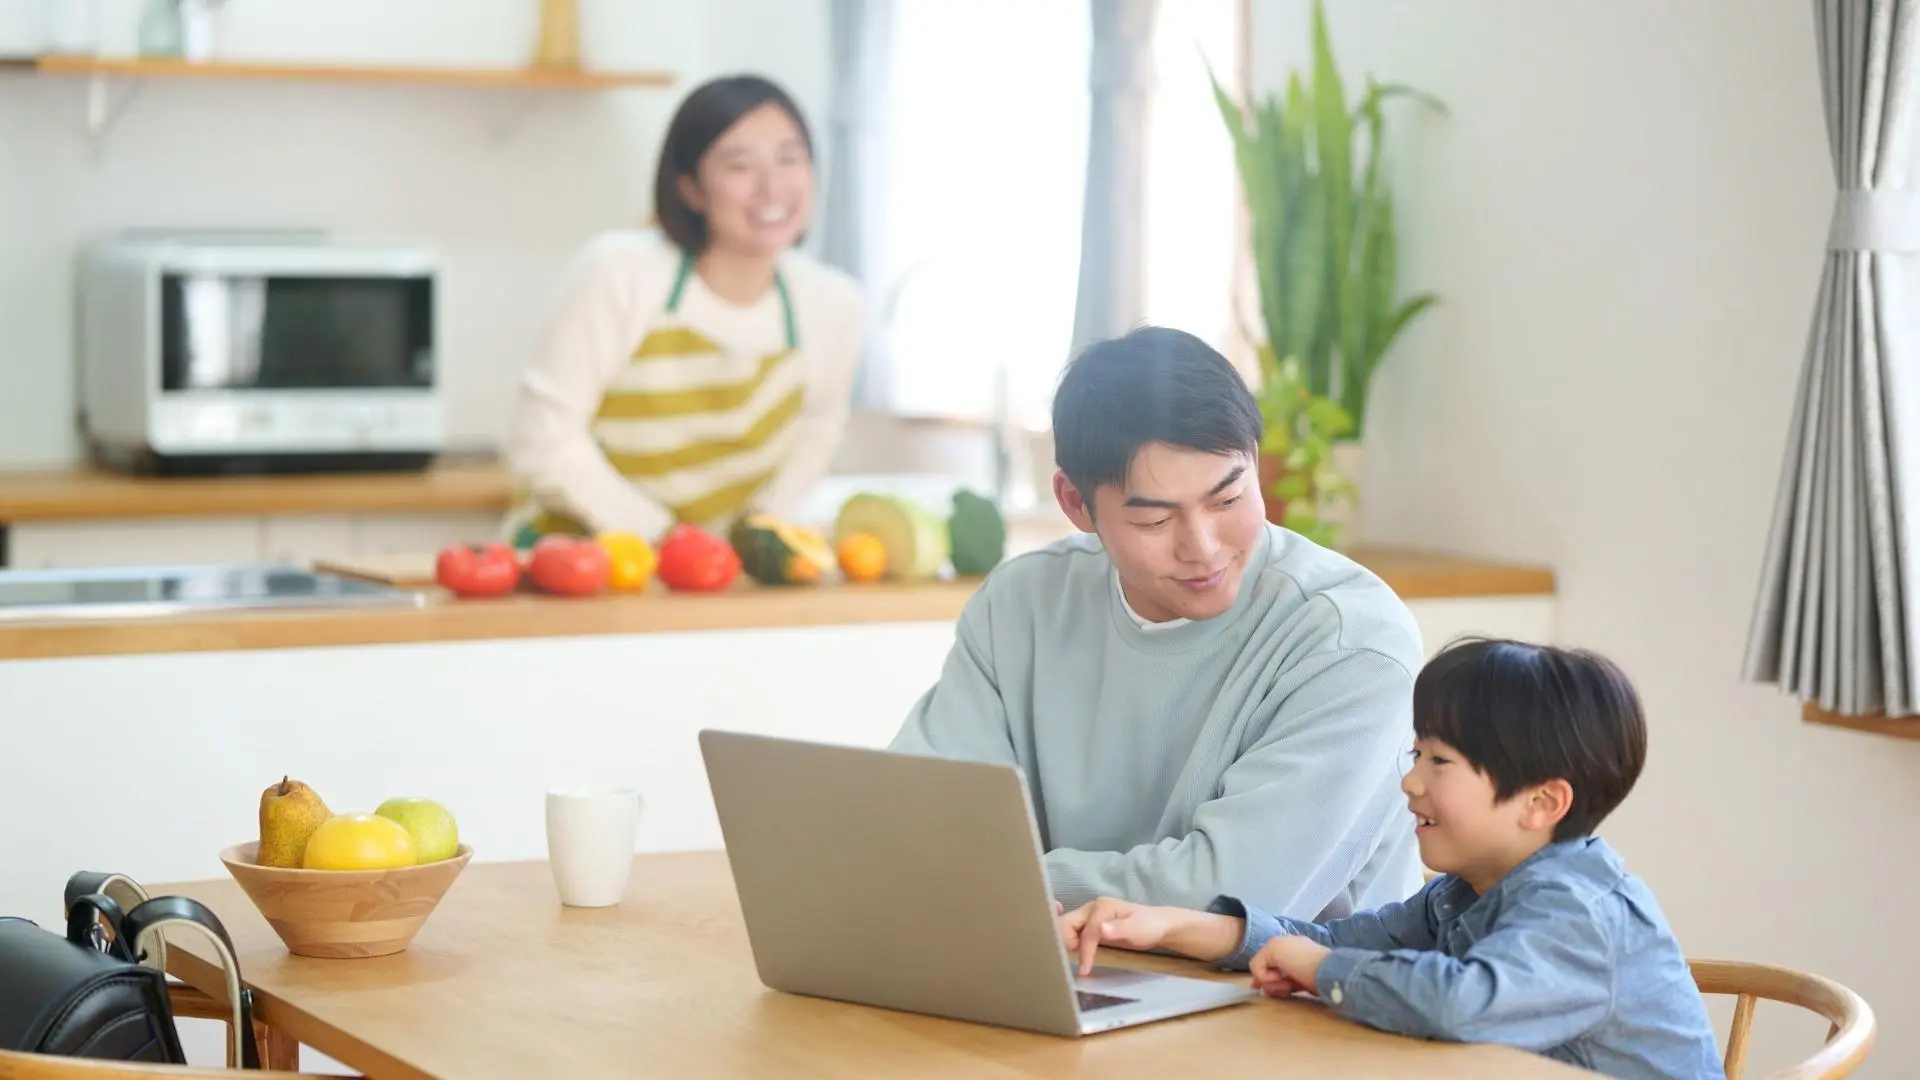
(729, 514, 834, 586)
(948, 490, 1007, 576)
(833, 493, 949, 580)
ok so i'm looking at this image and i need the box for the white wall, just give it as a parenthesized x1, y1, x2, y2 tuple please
(0, 0, 832, 468)
(1251, 0, 1920, 1074)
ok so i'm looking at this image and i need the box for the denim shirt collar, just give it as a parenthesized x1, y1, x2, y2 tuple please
(1431, 836, 1623, 923)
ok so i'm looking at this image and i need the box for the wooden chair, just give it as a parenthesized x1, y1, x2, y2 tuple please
(1690, 958, 1875, 1080)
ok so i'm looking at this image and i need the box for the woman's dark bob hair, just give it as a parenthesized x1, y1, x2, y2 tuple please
(652, 74, 814, 254)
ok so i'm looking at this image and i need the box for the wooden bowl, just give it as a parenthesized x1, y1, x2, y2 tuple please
(218, 842, 473, 959)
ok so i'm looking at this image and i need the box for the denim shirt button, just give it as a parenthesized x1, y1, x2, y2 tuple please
(1329, 984, 1344, 1005)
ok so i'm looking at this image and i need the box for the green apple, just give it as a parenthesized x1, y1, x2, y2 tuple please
(374, 797, 460, 864)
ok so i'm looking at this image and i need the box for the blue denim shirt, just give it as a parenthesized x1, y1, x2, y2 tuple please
(1208, 837, 1724, 1080)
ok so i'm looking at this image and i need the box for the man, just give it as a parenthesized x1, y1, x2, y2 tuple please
(889, 327, 1426, 921)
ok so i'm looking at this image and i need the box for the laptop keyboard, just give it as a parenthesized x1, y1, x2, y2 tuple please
(1076, 990, 1137, 1011)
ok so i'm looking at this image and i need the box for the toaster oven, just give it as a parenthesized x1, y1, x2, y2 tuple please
(77, 231, 445, 474)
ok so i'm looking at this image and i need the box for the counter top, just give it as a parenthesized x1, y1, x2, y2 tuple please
(0, 547, 1554, 661)
(0, 461, 516, 521)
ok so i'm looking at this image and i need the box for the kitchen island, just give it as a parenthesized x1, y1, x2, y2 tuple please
(0, 545, 1555, 943)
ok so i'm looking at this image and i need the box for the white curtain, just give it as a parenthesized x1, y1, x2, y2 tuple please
(1068, 0, 1161, 358)
(820, 0, 895, 407)
(1744, 0, 1920, 717)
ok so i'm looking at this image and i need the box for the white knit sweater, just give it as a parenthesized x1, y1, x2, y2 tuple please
(505, 229, 865, 540)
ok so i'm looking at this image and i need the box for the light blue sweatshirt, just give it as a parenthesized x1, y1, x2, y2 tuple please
(889, 523, 1427, 920)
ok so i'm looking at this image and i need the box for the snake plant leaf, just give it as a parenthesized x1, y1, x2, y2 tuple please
(1212, 0, 1443, 436)
(1354, 81, 1450, 119)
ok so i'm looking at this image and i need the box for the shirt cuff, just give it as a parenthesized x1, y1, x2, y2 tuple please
(1204, 895, 1287, 971)
(1314, 947, 1373, 1011)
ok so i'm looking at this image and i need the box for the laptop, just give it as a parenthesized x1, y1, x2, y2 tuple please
(697, 729, 1259, 1036)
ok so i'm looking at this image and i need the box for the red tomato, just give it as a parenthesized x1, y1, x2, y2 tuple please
(656, 524, 741, 592)
(526, 535, 611, 597)
(434, 542, 521, 598)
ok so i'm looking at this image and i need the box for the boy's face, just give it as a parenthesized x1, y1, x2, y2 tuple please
(1055, 443, 1266, 624)
(1401, 736, 1560, 890)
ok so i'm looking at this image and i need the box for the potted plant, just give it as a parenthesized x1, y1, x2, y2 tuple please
(1256, 348, 1354, 549)
(1209, 0, 1443, 539)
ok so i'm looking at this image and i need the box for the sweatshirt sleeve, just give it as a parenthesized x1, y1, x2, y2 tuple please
(1042, 644, 1418, 914)
(747, 271, 865, 521)
(887, 585, 1019, 766)
(505, 235, 678, 541)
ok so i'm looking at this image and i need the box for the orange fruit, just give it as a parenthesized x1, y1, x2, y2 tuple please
(836, 533, 888, 583)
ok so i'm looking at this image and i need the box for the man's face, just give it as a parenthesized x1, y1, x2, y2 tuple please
(1056, 442, 1267, 623)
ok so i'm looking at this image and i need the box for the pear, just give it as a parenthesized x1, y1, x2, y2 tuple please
(258, 776, 332, 869)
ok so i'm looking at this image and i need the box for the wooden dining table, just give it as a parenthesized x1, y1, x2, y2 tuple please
(154, 851, 1587, 1079)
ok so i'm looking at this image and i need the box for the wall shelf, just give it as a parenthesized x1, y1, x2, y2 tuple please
(1802, 702, 1920, 740)
(0, 53, 676, 142)
(7, 53, 674, 90)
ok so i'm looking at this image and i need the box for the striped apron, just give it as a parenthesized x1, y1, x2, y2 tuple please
(509, 254, 802, 545)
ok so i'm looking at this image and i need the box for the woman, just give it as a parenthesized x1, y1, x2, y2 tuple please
(505, 75, 864, 545)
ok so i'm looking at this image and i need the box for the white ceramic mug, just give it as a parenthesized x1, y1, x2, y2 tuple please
(545, 787, 640, 907)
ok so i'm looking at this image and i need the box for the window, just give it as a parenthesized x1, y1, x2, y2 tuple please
(873, 1, 1243, 430)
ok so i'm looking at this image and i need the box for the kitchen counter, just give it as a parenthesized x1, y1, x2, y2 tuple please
(0, 546, 1554, 661)
(0, 545, 1557, 947)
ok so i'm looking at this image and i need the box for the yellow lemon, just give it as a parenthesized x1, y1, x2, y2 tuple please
(301, 812, 416, 871)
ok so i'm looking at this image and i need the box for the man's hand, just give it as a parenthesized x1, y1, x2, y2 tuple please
(1051, 899, 1064, 917)
(1249, 935, 1332, 999)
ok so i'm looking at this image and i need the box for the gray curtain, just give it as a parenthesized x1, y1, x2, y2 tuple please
(821, 0, 895, 406)
(1068, 0, 1160, 358)
(1745, 0, 1920, 717)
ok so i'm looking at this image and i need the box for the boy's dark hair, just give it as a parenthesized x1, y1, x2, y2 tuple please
(653, 75, 814, 254)
(1413, 637, 1647, 841)
(1050, 326, 1263, 502)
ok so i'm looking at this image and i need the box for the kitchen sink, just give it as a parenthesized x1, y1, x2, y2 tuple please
(0, 564, 424, 623)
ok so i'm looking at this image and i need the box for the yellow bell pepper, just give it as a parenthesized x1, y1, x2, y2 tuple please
(596, 531, 657, 592)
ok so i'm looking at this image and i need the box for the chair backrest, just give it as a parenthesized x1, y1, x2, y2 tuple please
(0, 1049, 322, 1079)
(1690, 958, 1875, 1080)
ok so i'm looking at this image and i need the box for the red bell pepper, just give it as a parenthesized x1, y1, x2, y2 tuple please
(526, 535, 611, 597)
(656, 524, 741, 592)
(434, 542, 521, 598)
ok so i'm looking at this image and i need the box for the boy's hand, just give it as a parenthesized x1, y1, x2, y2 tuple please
(1057, 897, 1178, 976)
(1249, 936, 1331, 999)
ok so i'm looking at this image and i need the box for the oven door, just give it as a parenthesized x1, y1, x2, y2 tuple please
(159, 271, 434, 392)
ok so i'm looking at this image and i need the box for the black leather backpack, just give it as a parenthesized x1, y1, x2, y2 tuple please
(0, 871, 259, 1067)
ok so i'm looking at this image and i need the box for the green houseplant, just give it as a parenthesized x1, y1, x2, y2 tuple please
(1209, 0, 1443, 535)
(1257, 347, 1354, 549)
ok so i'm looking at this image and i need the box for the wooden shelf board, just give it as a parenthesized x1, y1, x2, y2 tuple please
(0, 462, 517, 522)
(6, 53, 673, 90)
(1802, 702, 1920, 740)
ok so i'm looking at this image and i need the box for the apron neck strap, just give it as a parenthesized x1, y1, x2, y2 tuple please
(667, 252, 799, 351)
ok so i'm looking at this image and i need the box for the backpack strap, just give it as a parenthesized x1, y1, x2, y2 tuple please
(65, 872, 162, 973)
(123, 896, 261, 1070)
(63, 893, 136, 963)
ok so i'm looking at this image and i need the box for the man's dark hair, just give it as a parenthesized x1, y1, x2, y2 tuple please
(1413, 637, 1648, 841)
(1050, 326, 1263, 500)
(653, 75, 814, 254)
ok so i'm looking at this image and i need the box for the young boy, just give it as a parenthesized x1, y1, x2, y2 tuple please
(1057, 638, 1725, 1080)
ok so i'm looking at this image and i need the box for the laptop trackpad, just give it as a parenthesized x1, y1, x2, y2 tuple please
(1079, 965, 1163, 990)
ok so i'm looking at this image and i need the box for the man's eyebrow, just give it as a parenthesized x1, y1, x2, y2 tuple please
(1122, 465, 1249, 509)
(1209, 464, 1248, 496)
